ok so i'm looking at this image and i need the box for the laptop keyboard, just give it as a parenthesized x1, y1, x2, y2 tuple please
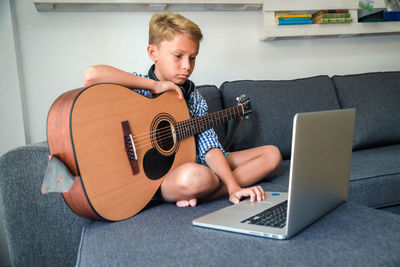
(240, 200, 288, 228)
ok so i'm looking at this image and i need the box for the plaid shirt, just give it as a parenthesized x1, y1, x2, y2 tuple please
(132, 72, 225, 164)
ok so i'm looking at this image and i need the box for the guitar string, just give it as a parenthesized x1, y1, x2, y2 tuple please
(129, 106, 239, 144)
(130, 105, 241, 142)
(133, 128, 174, 150)
(133, 120, 210, 151)
(132, 121, 206, 151)
(133, 125, 221, 151)
(129, 107, 241, 151)
(129, 108, 235, 142)
(129, 124, 175, 143)
(132, 112, 240, 150)
(128, 118, 194, 145)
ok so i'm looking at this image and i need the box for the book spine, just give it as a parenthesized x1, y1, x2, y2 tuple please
(276, 13, 312, 18)
(313, 10, 352, 24)
(316, 17, 353, 24)
(279, 18, 314, 21)
(312, 9, 349, 17)
(314, 13, 351, 20)
(278, 19, 313, 25)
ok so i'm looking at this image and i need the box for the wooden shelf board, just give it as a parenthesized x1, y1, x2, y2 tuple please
(263, 0, 386, 11)
(34, 0, 263, 12)
(259, 21, 400, 40)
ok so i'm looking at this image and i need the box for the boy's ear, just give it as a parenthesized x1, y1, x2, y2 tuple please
(147, 44, 158, 62)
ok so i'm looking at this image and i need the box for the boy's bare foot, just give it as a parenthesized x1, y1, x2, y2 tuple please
(176, 198, 197, 207)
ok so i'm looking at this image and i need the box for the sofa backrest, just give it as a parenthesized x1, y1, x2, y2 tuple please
(196, 85, 227, 144)
(332, 71, 400, 150)
(219, 76, 341, 159)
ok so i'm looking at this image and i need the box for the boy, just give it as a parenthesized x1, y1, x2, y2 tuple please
(83, 11, 282, 208)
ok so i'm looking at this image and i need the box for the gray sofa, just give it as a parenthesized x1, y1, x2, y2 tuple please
(1, 71, 400, 266)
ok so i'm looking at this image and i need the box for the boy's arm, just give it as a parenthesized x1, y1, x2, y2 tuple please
(83, 65, 183, 99)
(204, 148, 264, 204)
(191, 90, 263, 203)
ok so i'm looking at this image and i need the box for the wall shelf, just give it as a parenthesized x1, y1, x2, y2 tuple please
(259, 21, 400, 40)
(33, 0, 263, 12)
(259, 0, 400, 40)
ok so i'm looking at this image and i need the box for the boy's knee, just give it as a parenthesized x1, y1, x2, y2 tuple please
(264, 145, 282, 169)
(175, 163, 218, 196)
(175, 163, 196, 190)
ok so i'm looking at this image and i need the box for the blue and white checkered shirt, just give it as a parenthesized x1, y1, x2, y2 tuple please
(131, 72, 225, 164)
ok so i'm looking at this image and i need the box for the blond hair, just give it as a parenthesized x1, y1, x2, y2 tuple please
(149, 11, 203, 45)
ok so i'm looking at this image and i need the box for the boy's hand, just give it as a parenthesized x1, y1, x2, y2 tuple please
(229, 186, 266, 205)
(153, 80, 183, 99)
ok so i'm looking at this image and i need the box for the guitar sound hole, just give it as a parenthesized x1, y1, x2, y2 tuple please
(156, 120, 173, 151)
(150, 113, 178, 156)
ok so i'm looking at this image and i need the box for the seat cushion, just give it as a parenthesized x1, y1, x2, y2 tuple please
(348, 144, 400, 207)
(220, 76, 340, 159)
(332, 71, 400, 150)
(76, 200, 400, 266)
(269, 145, 400, 208)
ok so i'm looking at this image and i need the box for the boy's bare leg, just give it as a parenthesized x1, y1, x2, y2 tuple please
(160, 162, 221, 207)
(159, 145, 281, 206)
(205, 145, 282, 201)
(228, 145, 281, 186)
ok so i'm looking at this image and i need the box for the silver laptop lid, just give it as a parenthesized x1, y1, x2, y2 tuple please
(286, 109, 355, 238)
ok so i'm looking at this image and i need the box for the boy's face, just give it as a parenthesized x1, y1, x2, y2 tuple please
(148, 33, 199, 85)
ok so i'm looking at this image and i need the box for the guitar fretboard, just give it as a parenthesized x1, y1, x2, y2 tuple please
(175, 105, 243, 141)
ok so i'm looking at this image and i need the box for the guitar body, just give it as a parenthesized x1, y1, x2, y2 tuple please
(47, 84, 195, 221)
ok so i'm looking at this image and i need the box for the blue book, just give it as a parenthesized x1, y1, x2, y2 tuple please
(278, 18, 313, 25)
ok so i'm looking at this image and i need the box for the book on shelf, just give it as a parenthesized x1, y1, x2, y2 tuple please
(312, 10, 352, 24)
(312, 10, 349, 17)
(313, 13, 351, 19)
(276, 13, 313, 25)
(276, 13, 312, 18)
(385, 11, 400, 21)
(278, 19, 313, 25)
(315, 17, 353, 24)
(359, 10, 400, 22)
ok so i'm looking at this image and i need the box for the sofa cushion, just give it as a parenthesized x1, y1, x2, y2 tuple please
(219, 76, 340, 159)
(76, 200, 400, 266)
(348, 144, 400, 207)
(196, 85, 227, 146)
(332, 71, 400, 150)
(0, 143, 91, 266)
(270, 144, 400, 208)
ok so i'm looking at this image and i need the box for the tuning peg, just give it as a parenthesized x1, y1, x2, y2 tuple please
(236, 94, 247, 102)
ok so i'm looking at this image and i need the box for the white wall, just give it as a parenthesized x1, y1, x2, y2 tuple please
(7, 1, 400, 145)
(0, 0, 26, 157)
(1, 1, 24, 264)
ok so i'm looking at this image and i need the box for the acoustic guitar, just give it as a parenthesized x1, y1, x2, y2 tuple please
(47, 83, 251, 221)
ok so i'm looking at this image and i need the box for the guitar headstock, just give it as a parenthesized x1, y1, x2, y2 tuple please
(236, 94, 252, 119)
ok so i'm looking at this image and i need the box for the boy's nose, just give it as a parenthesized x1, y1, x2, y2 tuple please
(182, 57, 191, 70)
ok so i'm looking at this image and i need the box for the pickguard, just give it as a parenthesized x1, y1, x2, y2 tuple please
(143, 148, 175, 180)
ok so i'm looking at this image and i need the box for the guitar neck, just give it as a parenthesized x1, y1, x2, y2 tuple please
(175, 105, 243, 141)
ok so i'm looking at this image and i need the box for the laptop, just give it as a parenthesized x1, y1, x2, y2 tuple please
(193, 109, 356, 240)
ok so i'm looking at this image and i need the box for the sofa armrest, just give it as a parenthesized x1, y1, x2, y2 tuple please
(0, 142, 91, 266)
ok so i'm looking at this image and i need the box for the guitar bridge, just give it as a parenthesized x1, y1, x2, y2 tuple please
(121, 121, 139, 175)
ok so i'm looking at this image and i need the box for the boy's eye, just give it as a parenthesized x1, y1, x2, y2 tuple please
(175, 55, 181, 58)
